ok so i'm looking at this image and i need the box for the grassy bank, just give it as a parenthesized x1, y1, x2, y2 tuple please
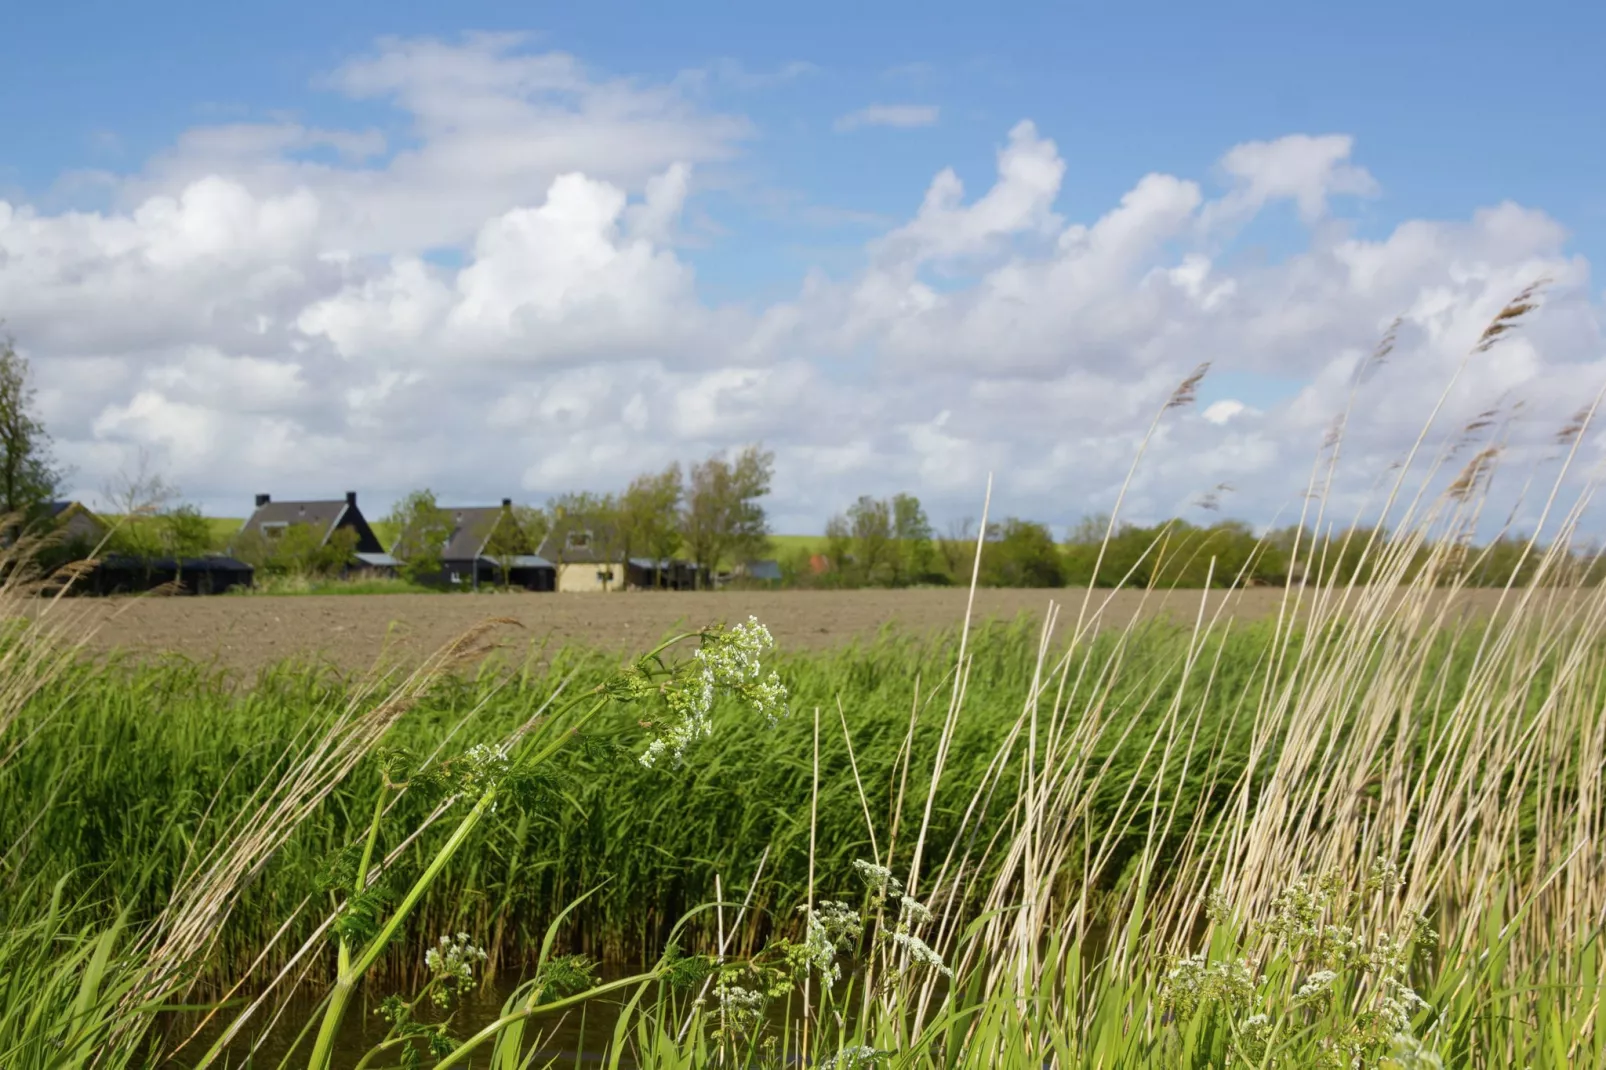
(4, 586, 1602, 1066)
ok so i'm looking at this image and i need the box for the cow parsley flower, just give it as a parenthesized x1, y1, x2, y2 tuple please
(851, 860, 903, 903)
(424, 932, 488, 1008)
(888, 930, 950, 976)
(1293, 968, 1338, 1007)
(639, 617, 789, 768)
(818, 1046, 885, 1068)
(796, 900, 863, 981)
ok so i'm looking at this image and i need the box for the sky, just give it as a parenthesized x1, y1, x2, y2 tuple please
(3, 0, 1604, 535)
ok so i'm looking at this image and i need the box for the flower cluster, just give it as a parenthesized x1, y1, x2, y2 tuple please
(457, 743, 510, 796)
(639, 617, 790, 768)
(423, 932, 488, 1008)
(1159, 952, 1257, 1020)
(851, 859, 950, 977)
(1165, 868, 1442, 1067)
(713, 979, 767, 1032)
(795, 900, 864, 982)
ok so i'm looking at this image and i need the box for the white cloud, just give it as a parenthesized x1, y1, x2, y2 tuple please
(3, 38, 1601, 538)
(1203, 400, 1249, 425)
(834, 104, 941, 132)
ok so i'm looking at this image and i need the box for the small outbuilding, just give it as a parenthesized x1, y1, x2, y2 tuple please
(81, 554, 255, 596)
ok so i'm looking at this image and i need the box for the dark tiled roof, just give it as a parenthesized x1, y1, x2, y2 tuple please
(241, 500, 350, 543)
(98, 554, 254, 572)
(442, 507, 499, 561)
(441, 507, 536, 562)
(534, 525, 624, 564)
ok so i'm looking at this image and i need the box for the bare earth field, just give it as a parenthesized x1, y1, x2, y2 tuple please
(63, 587, 1533, 680)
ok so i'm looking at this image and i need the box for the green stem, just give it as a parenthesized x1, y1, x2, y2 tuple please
(355, 781, 388, 895)
(305, 644, 693, 1070)
(304, 977, 354, 1070)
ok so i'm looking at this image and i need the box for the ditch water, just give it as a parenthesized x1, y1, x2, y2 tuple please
(164, 970, 648, 1068)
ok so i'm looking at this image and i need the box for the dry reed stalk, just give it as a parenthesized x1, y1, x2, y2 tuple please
(893, 280, 1601, 1062)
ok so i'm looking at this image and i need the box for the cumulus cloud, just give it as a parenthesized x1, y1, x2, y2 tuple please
(834, 104, 941, 132)
(1202, 400, 1250, 425)
(2, 35, 1601, 538)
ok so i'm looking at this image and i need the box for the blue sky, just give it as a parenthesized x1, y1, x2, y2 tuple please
(3, 1, 1602, 531)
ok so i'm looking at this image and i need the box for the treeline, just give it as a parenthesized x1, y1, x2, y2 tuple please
(785, 496, 1606, 590)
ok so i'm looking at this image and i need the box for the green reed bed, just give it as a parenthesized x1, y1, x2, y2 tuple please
(2, 604, 1601, 1068)
(4, 617, 1241, 981)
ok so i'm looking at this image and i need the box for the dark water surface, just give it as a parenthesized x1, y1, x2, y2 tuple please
(164, 970, 647, 1068)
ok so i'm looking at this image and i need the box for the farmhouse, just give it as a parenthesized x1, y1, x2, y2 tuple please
(533, 523, 698, 592)
(236, 492, 386, 556)
(48, 500, 111, 548)
(535, 524, 628, 592)
(437, 499, 556, 591)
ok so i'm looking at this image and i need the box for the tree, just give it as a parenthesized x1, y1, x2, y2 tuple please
(0, 334, 61, 526)
(102, 450, 178, 561)
(846, 495, 894, 584)
(982, 518, 1065, 588)
(936, 517, 977, 582)
(680, 445, 774, 589)
(232, 514, 358, 579)
(824, 514, 853, 584)
(161, 505, 215, 559)
(618, 464, 683, 589)
(891, 493, 936, 583)
(387, 490, 454, 584)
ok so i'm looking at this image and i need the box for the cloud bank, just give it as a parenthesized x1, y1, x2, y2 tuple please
(4, 34, 1602, 536)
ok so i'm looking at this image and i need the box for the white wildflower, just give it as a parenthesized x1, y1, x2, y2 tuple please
(423, 932, 488, 1008)
(888, 930, 950, 976)
(639, 617, 788, 768)
(899, 895, 933, 926)
(1380, 976, 1431, 1032)
(713, 980, 767, 1030)
(1386, 1030, 1444, 1069)
(818, 1046, 885, 1069)
(1293, 968, 1338, 1006)
(798, 900, 863, 981)
(851, 860, 903, 901)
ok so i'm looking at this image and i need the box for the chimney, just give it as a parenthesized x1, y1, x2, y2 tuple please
(501, 498, 512, 509)
(345, 491, 357, 506)
(255, 493, 271, 507)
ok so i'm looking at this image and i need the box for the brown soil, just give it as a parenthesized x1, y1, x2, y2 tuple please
(63, 586, 1529, 680)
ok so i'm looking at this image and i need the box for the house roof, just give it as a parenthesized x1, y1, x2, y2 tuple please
(241, 499, 352, 544)
(534, 525, 624, 564)
(354, 551, 401, 568)
(499, 554, 555, 569)
(441, 506, 525, 562)
(742, 559, 783, 582)
(97, 554, 254, 572)
(238, 493, 383, 554)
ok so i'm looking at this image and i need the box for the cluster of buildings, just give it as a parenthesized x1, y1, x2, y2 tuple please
(48, 492, 778, 596)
